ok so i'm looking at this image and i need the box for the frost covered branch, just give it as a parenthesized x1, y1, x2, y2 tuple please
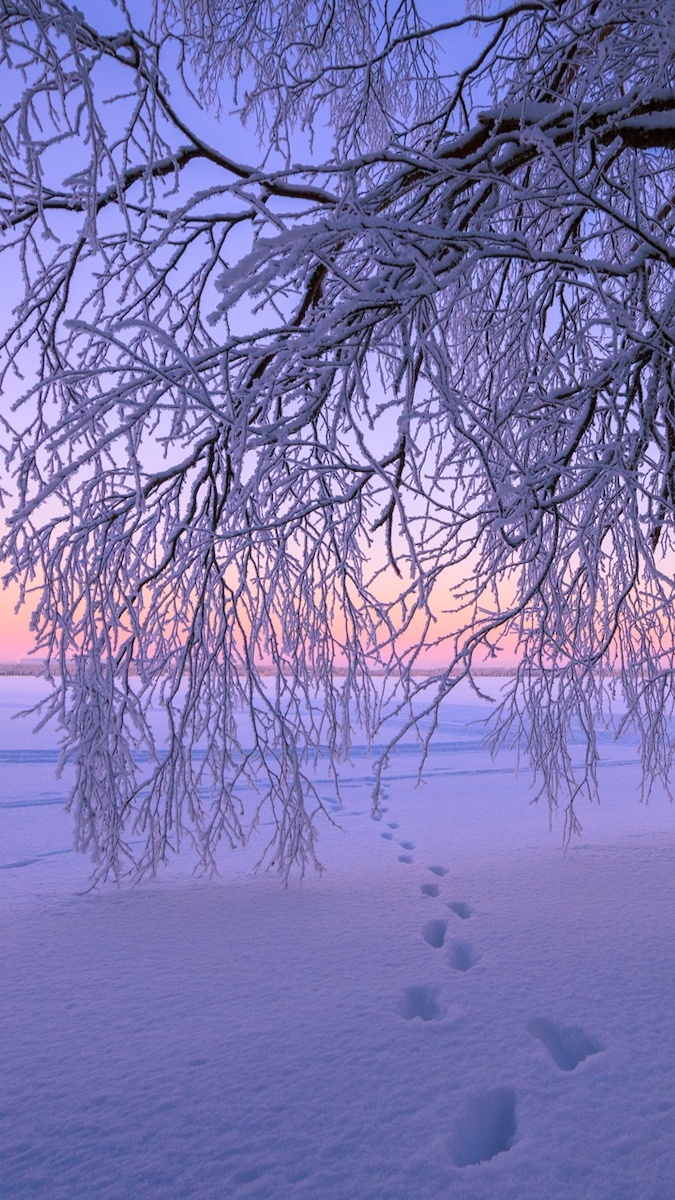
(2, 0, 675, 878)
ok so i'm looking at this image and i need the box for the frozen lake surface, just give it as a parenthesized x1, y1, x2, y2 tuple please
(1, 677, 674, 1199)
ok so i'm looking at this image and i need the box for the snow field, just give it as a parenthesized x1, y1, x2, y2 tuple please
(1, 679, 674, 1199)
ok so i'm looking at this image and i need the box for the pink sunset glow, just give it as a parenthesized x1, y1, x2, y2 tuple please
(0, 585, 35, 661)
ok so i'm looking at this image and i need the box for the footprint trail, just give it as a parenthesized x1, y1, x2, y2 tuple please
(528, 1018, 603, 1071)
(450, 1088, 517, 1166)
(420, 883, 440, 898)
(422, 919, 447, 949)
(447, 941, 479, 972)
(398, 985, 445, 1022)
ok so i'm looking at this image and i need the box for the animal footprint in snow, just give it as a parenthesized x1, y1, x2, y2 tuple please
(422, 919, 447, 949)
(447, 941, 479, 972)
(380, 831, 393, 840)
(450, 1088, 517, 1166)
(428, 865, 448, 877)
(447, 901, 473, 920)
(528, 1018, 603, 1071)
(420, 883, 440, 898)
(398, 985, 445, 1022)
(387, 822, 399, 830)
(398, 854, 414, 864)
(399, 840, 416, 850)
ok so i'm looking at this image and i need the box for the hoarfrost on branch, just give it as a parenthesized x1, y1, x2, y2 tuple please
(1, 0, 675, 878)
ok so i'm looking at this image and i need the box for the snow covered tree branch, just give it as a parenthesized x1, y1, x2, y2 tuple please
(1, 0, 675, 878)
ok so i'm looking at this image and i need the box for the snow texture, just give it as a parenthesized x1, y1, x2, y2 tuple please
(1, 677, 674, 1199)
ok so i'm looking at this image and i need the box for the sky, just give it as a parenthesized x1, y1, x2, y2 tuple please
(0, 581, 35, 661)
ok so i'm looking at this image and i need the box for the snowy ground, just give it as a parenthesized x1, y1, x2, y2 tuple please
(1, 676, 674, 1200)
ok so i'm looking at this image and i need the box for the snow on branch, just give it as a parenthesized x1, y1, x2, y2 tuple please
(1, 0, 675, 879)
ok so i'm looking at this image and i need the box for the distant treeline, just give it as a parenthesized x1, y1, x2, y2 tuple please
(0, 661, 520, 678)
